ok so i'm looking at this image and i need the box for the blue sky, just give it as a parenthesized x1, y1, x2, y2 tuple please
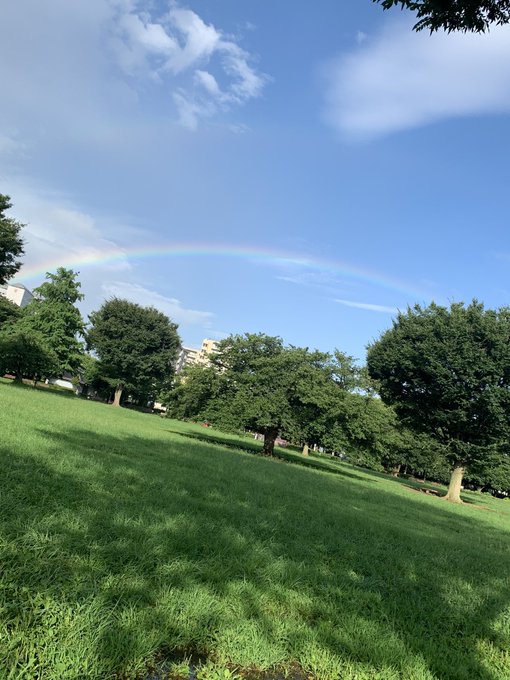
(2, 0, 510, 361)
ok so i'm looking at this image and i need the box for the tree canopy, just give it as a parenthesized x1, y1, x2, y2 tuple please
(0, 295, 20, 329)
(167, 333, 366, 457)
(165, 363, 223, 421)
(373, 0, 510, 32)
(367, 301, 510, 501)
(0, 194, 25, 285)
(208, 334, 338, 455)
(0, 326, 57, 383)
(87, 298, 181, 406)
(19, 268, 85, 374)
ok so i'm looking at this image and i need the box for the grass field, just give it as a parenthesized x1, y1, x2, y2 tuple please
(1, 381, 510, 680)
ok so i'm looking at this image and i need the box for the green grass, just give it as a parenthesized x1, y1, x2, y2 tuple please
(1, 382, 510, 680)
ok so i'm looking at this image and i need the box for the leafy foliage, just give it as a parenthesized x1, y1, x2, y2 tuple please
(0, 193, 25, 285)
(206, 334, 348, 455)
(373, 0, 510, 33)
(0, 326, 57, 381)
(0, 295, 20, 328)
(19, 268, 85, 374)
(367, 301, 510, 496)
(465, 450, 510, 492)
(80, 353, 117, 401)
(323, 393, 402, 466)
(396, 430, 451, 481)
(165, 363, 223, 420)
(87, 298, 181, 405)
(168, 334, 376, 457)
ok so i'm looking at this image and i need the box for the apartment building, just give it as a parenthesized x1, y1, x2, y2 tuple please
(196, 338, 219, 365)
(175, 338, 219, 374)
(0, 282, 34, 308)
(175, 346, 200, 374)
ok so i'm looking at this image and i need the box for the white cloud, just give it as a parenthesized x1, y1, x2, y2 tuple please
(323, 21, 510, 139)
(208, 329, 230, 340)
(0, 1, 267, 141)
(113, 3, 268, 128)
(7, 185, 131, 280)
(195, 70, 222, 97)
(221, 43, 266, 101)
(277, 271, 357, 290)
(172, 90, 216, 130)
(335, 299, 398, 314)
(4, 178, 217, 338)
(101, 281, 215, 326)
(0, 133, 25, 157)
(113, 11, 178, 76)
(163, 7, 221, 74)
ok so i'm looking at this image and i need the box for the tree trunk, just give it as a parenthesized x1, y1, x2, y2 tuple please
(262, 427, 279, 456)
(302, 443, 309, 456)
(444, 465, 465, 503)
(391, 463, 401, 477)
(112, 385, 123, 407)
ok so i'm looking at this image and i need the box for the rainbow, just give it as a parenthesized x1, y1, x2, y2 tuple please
(15, 242, 425, 299)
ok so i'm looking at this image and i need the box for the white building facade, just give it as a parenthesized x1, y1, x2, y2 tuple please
(175, 339, 219, 374)
(0, 282, 34, 308)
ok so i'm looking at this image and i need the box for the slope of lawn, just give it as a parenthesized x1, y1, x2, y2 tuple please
(1, 381, 510, 680)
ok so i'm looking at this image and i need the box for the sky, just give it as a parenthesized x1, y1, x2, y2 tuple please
(2, 0, 510, 361)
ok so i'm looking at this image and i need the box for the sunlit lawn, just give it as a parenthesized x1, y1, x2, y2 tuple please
(1, 380, 510, 679)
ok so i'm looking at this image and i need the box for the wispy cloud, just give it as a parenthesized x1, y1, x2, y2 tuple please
(101, 281, 214, 326)
(6, 178, 217, 335)
(335, 299, 398, 314)
(493, 251, 510, 263)
(208, 329, 230, 340)
(113, 3, 268, 129)
(0, 1, 267, 140)
(8, 184, 131, 280)
(323, 21, 510, 139)
(276, 271, 358, 290)
(0, 133, 26, 157)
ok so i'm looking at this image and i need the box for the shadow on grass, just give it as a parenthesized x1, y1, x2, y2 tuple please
(1, 425, 509, 680)
(166, 427, 371, 485)
(166, 426, 264, 455)
(363, 468, 485, 505)
(2, 378, 79, 400)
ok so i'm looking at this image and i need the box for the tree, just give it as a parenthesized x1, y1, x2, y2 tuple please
(0, 326, 57, 383)
(165, 363, 223, 420)
(87, 298, 181, 407)
(284, 351, 366, 456)
(373, 0, 510, 33)
(465, 448, 510, 493)
(326, 394, 402, 469)
(80, 354, 117, 401)
(367, 301, 510, 502)
(0, 194, 25, 285)
(204, 334, 352, 457)
(0, 295, 20, 328)
(19, 268, 85, 374)
(394, 430, 451, 481)
(167, 335, 387, 459)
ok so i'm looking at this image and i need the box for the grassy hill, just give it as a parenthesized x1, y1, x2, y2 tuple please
(1, 381, 509, 680)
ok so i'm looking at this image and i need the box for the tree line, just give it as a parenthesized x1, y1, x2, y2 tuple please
(163, 317, 510, 503)
(2, 192, 510, 503)
(0, 194, 181, 407)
